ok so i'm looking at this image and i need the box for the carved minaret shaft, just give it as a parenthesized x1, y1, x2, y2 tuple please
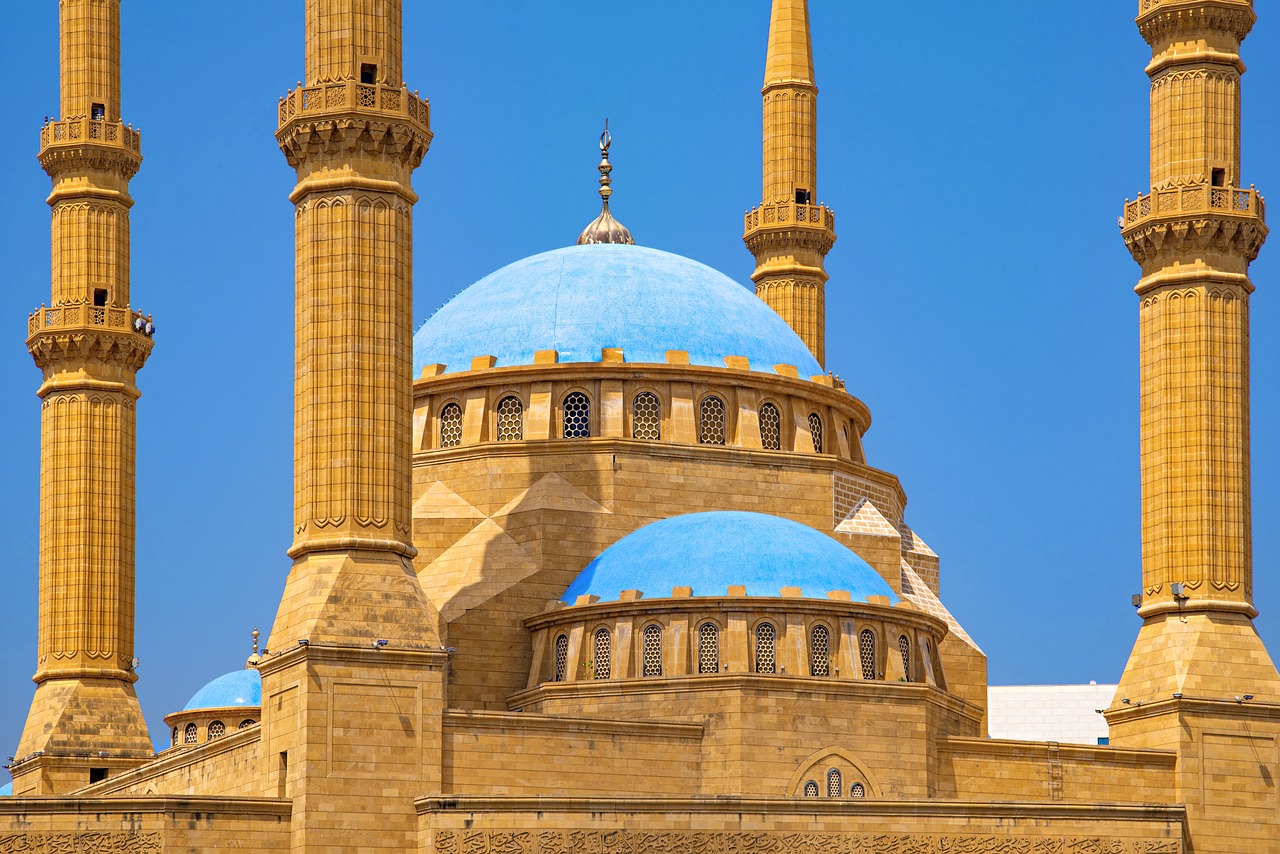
(745, 0, 836, 368)
(12, 0, 156, 796)
(1110, 3, 1280, 849)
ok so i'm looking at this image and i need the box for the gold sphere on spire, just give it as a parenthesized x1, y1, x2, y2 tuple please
(578, 120, 634, 246)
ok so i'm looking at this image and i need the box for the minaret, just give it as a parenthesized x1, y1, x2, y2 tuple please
(262, 3, 446, 844)
(11, 0, 157, 795)
(744, 0, 836, 368)
(1109, 2, 1280, 850)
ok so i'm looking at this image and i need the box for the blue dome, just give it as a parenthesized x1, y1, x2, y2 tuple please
(183, 669, 262, 711)
(0, 782, 10, 797)
(414, 244, 823, 377)
(563, 511, 898, 603)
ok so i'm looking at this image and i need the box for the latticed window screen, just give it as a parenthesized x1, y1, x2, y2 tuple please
(698, 622, 720, 674)
(700, 396, 726, 445)
(554, 634, 569, 682)
(208, 720, 225, 740)
(440, 403, 463, 448)
(827, 768, 843, 798)
(809, 413, 824, 453)
(859, 629, 877, 680)
(184, 723, 198, 744)
(759, 402, 782, 450)
(563, 392, 591, 439)
(810, 625, 831, 676)
(803, 781, 819, 798)
(633, 392, 661, 440)
(593, 628, 612, 678)
(755, 623, 777, 673)
(642, 624, 663, 676)
(850, 782, 866, 799)
(496, 396, 523, 441)
(899, 635, 912, 682)
(239, 720, 256, 730)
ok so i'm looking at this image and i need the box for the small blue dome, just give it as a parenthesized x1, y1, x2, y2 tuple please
(0, 782, 10, 797)
(183, 669, 262, 711)
(563, 511, 898, 603)
(414, 244, 823, 377)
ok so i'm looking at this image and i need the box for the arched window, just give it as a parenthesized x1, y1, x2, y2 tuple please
(496, 396, 523, 441)
(238, 720, 256, 730)
(593, 627, 612, 679)
(632, 392, 661, 440)
(184, 723, 198, 745)
(759, 402, 782, 450)
(755, 622, 777, 673)
(899, 635, 912, 682)
(810, 625, 831, 677)
(563, 392, 591, 439)
(803, 780, 819, 798)
(440, 402, 463, 448)
(642, 624, 663, 676)
(809, 413, 824, 453)
(699, 395, 726, 445)
(859, 629, 877, 680)
(826, 768, 842, 798)
(850, 782, 866, 799)
(171, 726, 179, 747)
(208, 720, 226, 740)
(554, 634, 569, 682)
(698, 622, 720, 674)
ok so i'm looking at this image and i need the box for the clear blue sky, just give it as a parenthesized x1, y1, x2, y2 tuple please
(1, 1, 1277, 753)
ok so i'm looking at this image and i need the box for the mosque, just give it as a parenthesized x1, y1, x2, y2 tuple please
(1, 1, 1278, 852)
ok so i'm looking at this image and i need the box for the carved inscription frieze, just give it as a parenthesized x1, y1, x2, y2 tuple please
(0, 833, 162, 854)
(433, 831, 1179, 854)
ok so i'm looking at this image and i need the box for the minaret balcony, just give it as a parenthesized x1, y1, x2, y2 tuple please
(1120, 183, 1265, 234)
(277, 79, 431, 134)
(28, 304, 154, 340)
(1121, 183, 1268, 272)
(744, 201, 836, 256)
(39, 118, 141, 153)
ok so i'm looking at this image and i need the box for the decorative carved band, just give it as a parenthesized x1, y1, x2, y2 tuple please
(278, 80, 430, 131)
(745, 202, 835, 234)
(277, 116, 432, 171)
(433, 830, 1180, 854)
(1137, 2, 1255, 46)
(0, 832, 161, 853)
(28, 325, 153, 373)
(1122, 216, 1267, 269)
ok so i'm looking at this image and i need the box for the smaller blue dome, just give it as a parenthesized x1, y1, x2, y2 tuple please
(0, 782, 11, 797)
(563, 511, 898, 603)
(183, 669, 262, 711)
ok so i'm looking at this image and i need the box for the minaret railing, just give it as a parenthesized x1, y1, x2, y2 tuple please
(744, 202, 836, 234)
(40, 118, 141, 151)
(278, 80, 430, 128)
(1121, 184, 1265, 230)
(28, 306, 154, 338)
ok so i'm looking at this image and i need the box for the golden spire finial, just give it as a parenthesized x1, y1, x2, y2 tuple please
(578, 119, 634, 246)
(246, 628, 262, 669)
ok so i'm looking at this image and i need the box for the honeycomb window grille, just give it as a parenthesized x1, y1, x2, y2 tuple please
(440, 403, 463, 448)
(859, 629, 877, 680)
(699, 395, 727, 445)
(238, 720, 256, 730)
(803, 780, 819, 798)
(496, 396, 524, 442)
(810, 625, 831, 677)
(642, 624, 663, 677)
(633, 392, 661, 440)
(563, 392, 592, 439)
(755, 622, 777, 673)
(759, 402, 782, 450)
(554, 634, 569, 682)
(593, 628, 612, 679)
(698, 622, 720, 674)
(826, 768, 843, 798)
(208, 720, 226, 740)
(809, 412, 824, 453)
(850, 782, 866, 799)
(184, 723, 198, 745)
(899, 635, 912, 682)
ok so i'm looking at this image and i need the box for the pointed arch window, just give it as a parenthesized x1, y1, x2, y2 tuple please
(826, 768, 843, 798)
(899, 635, 912, 682)
(563, 392, 592, 439)
(632, 392, 661, 440)
(700, 396, 726, 445)
(593, 627, 612, 679)
(808, 412, 824, 453)
(859, 629, 877, 680)
(497, 396, 523, 441)
(440, 402, 463, 448)
(810, 624, 831, 677)
(755, 622, 777, 673)
(698, 622, 720, 674)
(759, 402, 782, 450)
(642, 624, 663, 676)
(554, 634, 569, 682)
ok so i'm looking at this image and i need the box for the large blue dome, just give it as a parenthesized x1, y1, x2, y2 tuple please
(563, 511, 898, 603)
(183, 669, 262, 711)
(414, 244, 823, 377)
